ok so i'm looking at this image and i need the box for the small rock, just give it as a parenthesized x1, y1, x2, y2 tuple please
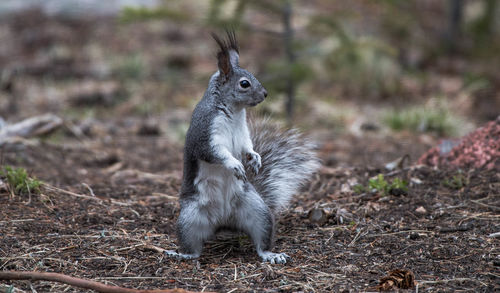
(389, 187, 408, 196)
(415, 206, 427, 214)
(293, 206, 304, 213)
(347, 178, 358, 186)
(340, 183, 351, 193)
(410, 177, 423, 185)
(85, 152, 120, 167)
(136, 121, 161, 136)
(360, 122, 379, 132)
(308, 208, 328, 225)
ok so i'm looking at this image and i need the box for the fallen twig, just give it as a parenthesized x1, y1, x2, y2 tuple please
(42, 183, 132, 206)
(469, 199, 500, 211)
(0, 271, 207, 293)
(0, 219, 34, 224)
(0, 114, 62, 146)
(82, 182, 96, 197)
(348, 228, 365, 247)
(143, 244, 167, 254)
(367, 230, 434, 237)
(42, 183, 103, 202)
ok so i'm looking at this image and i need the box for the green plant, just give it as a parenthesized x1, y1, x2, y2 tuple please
(353, 184, 366, 194)
(383, 103, 460, 136)
(389, 177, 409, 195)
(354, 174, 408, 196)
(1, 166, 41, 196)
(113, 54, 147, 80)
(369, 174, 390, 194)
(391, 178, 408, 190)
(443, 172, 468, 189)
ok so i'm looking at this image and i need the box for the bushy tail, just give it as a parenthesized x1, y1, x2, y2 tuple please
(248, 119, 320, 214)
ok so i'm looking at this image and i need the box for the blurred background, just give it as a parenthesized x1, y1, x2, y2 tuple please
(0, 0, 499, 167)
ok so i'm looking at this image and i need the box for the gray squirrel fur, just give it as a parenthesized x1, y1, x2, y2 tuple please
(165, 31, 319, 264)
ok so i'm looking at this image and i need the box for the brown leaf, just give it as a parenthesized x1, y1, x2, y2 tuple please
(376, 269, 415, 291)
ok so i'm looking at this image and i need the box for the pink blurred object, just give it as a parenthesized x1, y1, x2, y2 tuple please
(418, 116, 499, 170)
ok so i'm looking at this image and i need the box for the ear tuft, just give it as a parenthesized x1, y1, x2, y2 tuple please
(212, 30, 240, 77)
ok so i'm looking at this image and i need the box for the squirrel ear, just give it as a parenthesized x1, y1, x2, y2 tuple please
(212, 30, 239, 78)
(228, 50, 239, 68)
(216, 49, 232, 76)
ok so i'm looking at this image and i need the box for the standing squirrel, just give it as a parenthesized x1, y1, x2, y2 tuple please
(165, 31, 319, 264)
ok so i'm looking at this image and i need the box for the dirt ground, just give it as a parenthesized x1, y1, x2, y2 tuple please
(0, 7, 499, 293)
(1, 131, 498, 292)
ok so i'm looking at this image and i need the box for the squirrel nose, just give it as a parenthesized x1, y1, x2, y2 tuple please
(263, 90, 268, 98)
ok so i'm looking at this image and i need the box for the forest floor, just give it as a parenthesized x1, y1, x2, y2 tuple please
(1, 8, 499, 293)
(1, 122, 498, 292)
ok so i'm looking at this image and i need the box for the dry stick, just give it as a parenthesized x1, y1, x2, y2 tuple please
(348, 228, 365, 247)
(469, 199, 500, 211)
(143, 244, 166, 254)
(368, 230, 434, 237)
(0, 271, 208, 293)
(42, 183, 131, 206)
(42, 183, 103, 202)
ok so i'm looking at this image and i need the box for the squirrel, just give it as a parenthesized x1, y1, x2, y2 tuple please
(165, 31, 319, 264)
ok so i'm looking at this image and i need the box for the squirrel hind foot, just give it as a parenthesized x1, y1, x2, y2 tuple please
(257, 250, 291, 264)
(164, 250, 200, 260)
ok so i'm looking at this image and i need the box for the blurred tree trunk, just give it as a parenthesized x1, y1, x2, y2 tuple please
(1, 70, 17, 116)
(475, 0, 497, 41)
(283, 0, 295, 124)
(447, 0, 463, 54)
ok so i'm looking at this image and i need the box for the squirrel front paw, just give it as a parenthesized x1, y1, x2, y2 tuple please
(225, 158, 247, 181)
(245, 151, 262, 174)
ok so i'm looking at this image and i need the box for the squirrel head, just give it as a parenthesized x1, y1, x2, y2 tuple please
(212, 30, 268, 108)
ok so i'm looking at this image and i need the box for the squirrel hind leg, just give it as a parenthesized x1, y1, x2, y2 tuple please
(236, 183, 291, 264)
(171, 199, 215, 260)
(164, 250, 200, 260)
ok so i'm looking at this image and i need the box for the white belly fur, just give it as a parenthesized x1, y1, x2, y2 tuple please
(194, 161, 243, 216)
(193, 110, 250, 222)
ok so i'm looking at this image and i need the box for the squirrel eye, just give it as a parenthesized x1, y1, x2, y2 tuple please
(239, 80, 251, 88)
